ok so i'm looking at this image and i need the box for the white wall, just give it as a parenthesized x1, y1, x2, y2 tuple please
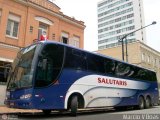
(133, 0, 146, 43)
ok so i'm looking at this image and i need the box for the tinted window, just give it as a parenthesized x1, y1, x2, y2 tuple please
(115, 63, 131, 77)
(135, 69, 147, 80)
(105, 61, 157, 82)
(125, 66, 137, 78)
(35, 44, 64, 87)
(64, 48, 87, 70)
(105, 59, 116, 75)
(87, 54, 105, 73)
(134, 68, 157, 81)
(149, 72, 157, 81)
(8, 45, 37, 89)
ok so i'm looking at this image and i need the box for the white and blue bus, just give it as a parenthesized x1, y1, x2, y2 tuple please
(5, 41, 159, 116)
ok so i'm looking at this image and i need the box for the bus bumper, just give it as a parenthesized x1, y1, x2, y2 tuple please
(4, 99, 34, 109)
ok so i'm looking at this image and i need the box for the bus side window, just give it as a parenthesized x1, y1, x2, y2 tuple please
(87, 54, 105, 74)
(115, 63, 131, 78)
(149, 72, 157, 81)
(125, 66, 135, 78)
(136, 69, 151, 81)
(64, 48, 87, 71)
(104, 59, 116, 75)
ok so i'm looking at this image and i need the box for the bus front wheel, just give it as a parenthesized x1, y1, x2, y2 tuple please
(42, 110, 51, 115)
(70, 96, 78, 116)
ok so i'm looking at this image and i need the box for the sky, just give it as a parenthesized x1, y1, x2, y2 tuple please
(53, 0, 160, 52)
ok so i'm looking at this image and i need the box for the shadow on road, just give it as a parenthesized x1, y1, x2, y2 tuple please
(3, 106, 159, 119)
(17, 109, 112, 119)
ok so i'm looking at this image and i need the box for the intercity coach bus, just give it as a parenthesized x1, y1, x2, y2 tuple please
(5, 41, 159, 116)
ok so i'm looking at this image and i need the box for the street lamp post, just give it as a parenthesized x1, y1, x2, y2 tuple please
(125, 37, 128, 62)
(119, 21, 156, 62)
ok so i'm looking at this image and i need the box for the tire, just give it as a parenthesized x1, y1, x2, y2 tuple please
(145, 97, 151, 109)
(42, 110, 51, 115)
(70, 96, 78, 116)
(137, 96, 145, 109)
(158, 99, 160, 105)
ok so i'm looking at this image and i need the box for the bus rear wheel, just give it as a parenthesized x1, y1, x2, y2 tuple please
(70, 96, 78, 116)
(145, 97, 152, 109)
(137, 96, 145, 109)
(42, 110, 51, 115)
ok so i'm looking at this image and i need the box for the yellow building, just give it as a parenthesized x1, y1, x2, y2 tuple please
(97, 41, 160, 89)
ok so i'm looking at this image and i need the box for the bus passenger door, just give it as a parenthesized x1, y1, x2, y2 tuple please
(34, 44, 65, 109)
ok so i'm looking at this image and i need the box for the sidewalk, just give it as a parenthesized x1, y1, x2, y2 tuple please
(0, 105, 40, 114)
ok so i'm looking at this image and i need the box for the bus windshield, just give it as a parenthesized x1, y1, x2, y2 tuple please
(7, 44, 38, 90)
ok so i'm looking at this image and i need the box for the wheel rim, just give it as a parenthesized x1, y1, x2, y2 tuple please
(139, 97, 144, 109)
(145, 97, 151, 108)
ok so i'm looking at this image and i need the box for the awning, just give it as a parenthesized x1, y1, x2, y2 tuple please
(0, 57, 13, 63)
(35, 16, 53, 25)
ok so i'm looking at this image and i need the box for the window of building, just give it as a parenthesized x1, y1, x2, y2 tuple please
(38, 23, 48, 40)
(61, 32, 69, 44)
(98, 2, 133, 17)
(147, 55, 150, 63)
(6, 13, 20, 38)
(142, 53, 145, 61)
(0, 61, 11, 84)
(69, 36, 80, 48)
(62, 37, 68, 44)
(154, 58, 157, 67)
(98, 8, 133, 23)
(148, 56, 151, 63)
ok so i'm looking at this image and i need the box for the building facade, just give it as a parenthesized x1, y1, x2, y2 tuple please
(0, 0, 85, 105)
(0, 0, 85, 83)
(97, 0, 146, 50)
(97, 41, 160, 90)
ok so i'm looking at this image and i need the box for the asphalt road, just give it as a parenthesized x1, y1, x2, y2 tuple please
(3, 106, 160, 120)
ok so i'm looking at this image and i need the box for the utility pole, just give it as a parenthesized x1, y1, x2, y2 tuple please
(119, 21, 156, 62)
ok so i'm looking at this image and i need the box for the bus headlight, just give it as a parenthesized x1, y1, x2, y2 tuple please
(20, 94, 32, 99)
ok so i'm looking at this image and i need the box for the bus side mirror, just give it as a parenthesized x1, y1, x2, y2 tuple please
(42, 59, 47, 70)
